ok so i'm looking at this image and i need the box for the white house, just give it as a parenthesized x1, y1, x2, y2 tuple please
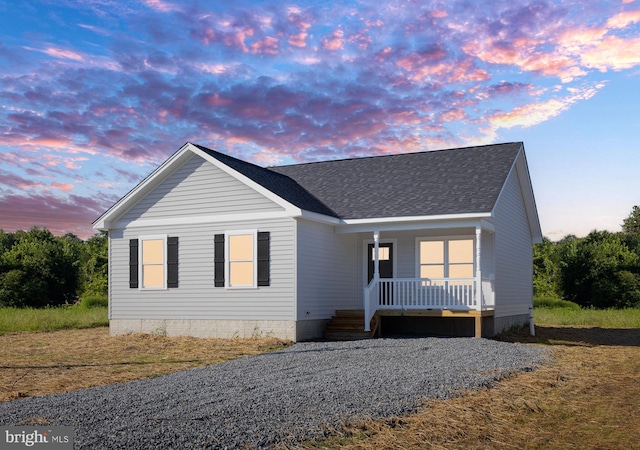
(93, 141, 542, 341)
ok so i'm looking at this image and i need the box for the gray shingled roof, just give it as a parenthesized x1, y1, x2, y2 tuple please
(195, 142, 522, 219)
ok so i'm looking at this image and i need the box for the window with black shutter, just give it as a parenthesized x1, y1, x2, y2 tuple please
(129, 236, 178, 289)
(257, 232, 270, 286)
(214, 231, 270, 288)
(129, 239, 139, 288)
(167, 237, 179, 288)
(214, 234, 225, 287)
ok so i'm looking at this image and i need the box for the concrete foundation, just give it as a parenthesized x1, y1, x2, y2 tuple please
(110, 318, 330, 341)
(110, 319, 297, 341)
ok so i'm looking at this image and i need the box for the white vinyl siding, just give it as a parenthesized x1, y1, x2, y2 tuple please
(110, 219, 295, 321)
(493, 162, 534, 318)
(119, 154, 284, 225)
(296, 219, 359, 320)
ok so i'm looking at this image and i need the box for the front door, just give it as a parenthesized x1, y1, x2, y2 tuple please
(367, 242, 393, 283)
(368, 242, 393, 305)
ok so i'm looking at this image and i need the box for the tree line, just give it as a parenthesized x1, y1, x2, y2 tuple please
(1, 206, 639, 309)
(0, 227, 108, 308)
(534, 205, 640, 309)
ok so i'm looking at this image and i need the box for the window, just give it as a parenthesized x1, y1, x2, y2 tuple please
(142, 238, 165, 288)
(129, 236, 178, 289)
(418, 238, 474, 280)
(371, 246, 390, 261)
(214, 231, 270, 288)
(229, 233, 255, 287)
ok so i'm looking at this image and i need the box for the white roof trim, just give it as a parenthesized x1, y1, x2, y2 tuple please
(491, 144, 543, 244)
(335, 213, 493, 234)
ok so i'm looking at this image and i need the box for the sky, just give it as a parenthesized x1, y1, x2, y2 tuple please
(1, 0, 639, 240)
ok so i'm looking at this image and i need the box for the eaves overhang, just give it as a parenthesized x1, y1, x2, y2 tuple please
(334, 212, 495, 234)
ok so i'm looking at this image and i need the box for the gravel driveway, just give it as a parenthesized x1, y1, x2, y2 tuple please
(0, 337, 548, 449)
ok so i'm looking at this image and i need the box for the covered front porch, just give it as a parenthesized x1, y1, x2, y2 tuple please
(340, 217, 497, 338)
(365, 278, 495, 338)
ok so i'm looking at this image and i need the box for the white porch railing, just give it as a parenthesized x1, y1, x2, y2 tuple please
(363, 277, 495, 331)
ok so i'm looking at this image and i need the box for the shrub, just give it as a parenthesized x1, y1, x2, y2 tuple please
(534, 296, 581, 310)
(80, 295, 108, 309)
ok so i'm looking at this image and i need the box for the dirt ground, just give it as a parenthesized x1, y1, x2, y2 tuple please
(1, 326, 639, 449)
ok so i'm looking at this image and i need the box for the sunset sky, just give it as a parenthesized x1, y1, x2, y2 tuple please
(1, 0, 639, 239)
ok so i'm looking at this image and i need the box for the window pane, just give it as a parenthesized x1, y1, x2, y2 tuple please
(143, 265, 164, 287)
(371, 246, 390, 261)
(142, 239, 163, 264)
(229, 235, 253, 260)
(449, 263, 474, 278)
(230, 261, 254, 286)
(420, 265, 444, 278)
(420, 241, 444, 264)
(449, 240, 473, 264)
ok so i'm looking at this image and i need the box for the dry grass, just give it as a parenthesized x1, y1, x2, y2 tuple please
(0, 327, 290, 402)
(296, 325, 640, 450)
(2, 326, 639, 449)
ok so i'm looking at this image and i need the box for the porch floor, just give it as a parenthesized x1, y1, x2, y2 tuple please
(324, 309, 495, 340)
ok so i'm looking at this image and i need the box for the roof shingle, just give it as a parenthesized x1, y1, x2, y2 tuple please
(195, 142, 522, 219)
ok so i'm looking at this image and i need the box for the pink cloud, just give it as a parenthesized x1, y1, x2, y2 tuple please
(580, 35, 640, 71)
(287, 10, 313, 48)
(322, 29, 344, 51)
(606, 9, 640, 28)
(222, 28, 253, 53)
(485, 85, 600, 135)
(438, 108, 466, 123)
(250, 36, 280, 55)
(143, 0, 181, 12)
(397, 44, 447, 73)
(42, 47, 85, 61)
(51, 182, 74, 192)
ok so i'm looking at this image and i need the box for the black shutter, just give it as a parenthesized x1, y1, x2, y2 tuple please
(257, 231, 270, 286)
(129, 239, 139, 288)
(167, 237, 179, 288)
(214, 234, 225, 287)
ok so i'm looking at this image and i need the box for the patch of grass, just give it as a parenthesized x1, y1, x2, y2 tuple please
(0, 306, 108, 334)
(79, 294, 108, 309)
(534, 307, 640, 328)
(0, 328, 291, 401)
(533, 296, 580, 310)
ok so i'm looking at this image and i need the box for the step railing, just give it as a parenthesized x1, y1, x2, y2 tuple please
(364, 277, 494, 331)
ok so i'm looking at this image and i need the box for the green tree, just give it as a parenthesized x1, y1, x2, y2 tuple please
(80, 231, 108, 297)
(562, 230, 639, 308)
(0, 227, 80, 307)
(622, 205, 640, 237)
(533, 237, 562, 297)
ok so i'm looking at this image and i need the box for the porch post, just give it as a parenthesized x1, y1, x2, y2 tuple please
(373, 230, 380, 280)
(475, 226, 482, 309)
(475, 226, 482, 338)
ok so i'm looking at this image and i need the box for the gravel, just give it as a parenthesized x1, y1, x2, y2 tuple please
(0, 337, 549, 449)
